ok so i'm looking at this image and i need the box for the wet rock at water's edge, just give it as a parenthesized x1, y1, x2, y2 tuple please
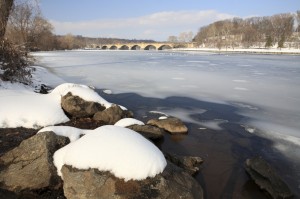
(127, 124, 164, 139)
(147, 117, 188, 134)
(245, 157, 293, 199)
(165, 153, 203, 176)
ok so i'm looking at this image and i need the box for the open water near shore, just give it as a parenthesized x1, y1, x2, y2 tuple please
(34, 50, 300, 198)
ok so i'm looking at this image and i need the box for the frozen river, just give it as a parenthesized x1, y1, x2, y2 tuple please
(34, 50, 300, 140)
(34, 50, 300, 197)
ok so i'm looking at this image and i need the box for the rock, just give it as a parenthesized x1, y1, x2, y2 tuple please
(93, 104, 131, 125)
(61, 92, 105, 118)
(35, 84, 52, 94)
(61, 161, 203, 199)
(245, 157, 293, 199)
(147, 117, 188, 134)
(165, 153, 203, 176)
(0, 131, 69, 192)
(127, 124, 164, 139)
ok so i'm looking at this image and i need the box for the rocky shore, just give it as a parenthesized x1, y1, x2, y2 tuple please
(0, 84, 294, 199)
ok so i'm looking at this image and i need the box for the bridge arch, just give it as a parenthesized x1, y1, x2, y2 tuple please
(119, 45, 129, 50)
(158, 45, 172, 50)
(110, 45, 118, 50)
(131, 45, 141, 50)
(144, 45, 156, 50)
(102, 46, 108, 50)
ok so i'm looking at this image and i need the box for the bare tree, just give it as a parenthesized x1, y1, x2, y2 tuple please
(167, 35, 178, 43)
(296, 10, 300, 32)
(271, 13, 294, 46)
(1, 0, 33, 84)
(0, 0, 14, 39)
(5, 0, 54, 50)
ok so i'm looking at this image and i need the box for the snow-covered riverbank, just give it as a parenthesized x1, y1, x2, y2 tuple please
(1, 53, 300, 197)
(172, 47, 300, 54)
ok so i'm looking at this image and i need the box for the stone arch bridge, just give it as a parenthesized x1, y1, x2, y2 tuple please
(90, 42, 195, 50)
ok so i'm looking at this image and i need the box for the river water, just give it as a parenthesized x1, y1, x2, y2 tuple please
(34, 50, 300, 198)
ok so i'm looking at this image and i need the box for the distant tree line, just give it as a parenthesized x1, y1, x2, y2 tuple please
(194, 11, 300, 49)
(167, 31, 194, 48)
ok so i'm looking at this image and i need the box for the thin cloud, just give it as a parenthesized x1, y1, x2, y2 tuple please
(50, 10, 235, 41)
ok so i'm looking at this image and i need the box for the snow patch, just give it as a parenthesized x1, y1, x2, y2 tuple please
(114, 118, 144, 127)
(0, 83, 112, 128)
(198, 127, 207, 130)
(172, 77, 185, 80)
(0, 89, 69, 128)
(159, 116, 168, 120)
(103, 89, 113, 94)
(53, 125, 167, 181)
(234, 87, 249, 91)
(199, 119, 228, 131)
(241, 125, 256, 134)
(149, 111, 168, 116)
(38, 126, 87, 142)
(233, 79, 248, 83)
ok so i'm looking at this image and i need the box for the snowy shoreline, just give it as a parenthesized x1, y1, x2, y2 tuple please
(0, 52, 298, 198)
(172, 47, 300, 55)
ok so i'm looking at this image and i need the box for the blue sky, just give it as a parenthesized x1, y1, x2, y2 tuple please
(40, 0, 300, 41)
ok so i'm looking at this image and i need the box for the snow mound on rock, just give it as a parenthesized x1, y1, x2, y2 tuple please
(114, 118, 145, 127)
(54, 125, 167, 181)
(51, 83, 112, 108)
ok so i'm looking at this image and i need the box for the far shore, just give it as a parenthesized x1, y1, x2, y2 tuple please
(172, 47, 300, 55)
(77, 47, 300, 55)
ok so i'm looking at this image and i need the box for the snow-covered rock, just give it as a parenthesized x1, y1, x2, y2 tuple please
(51, 83, 112, 109)
(0, 83, 112, 128)
(61, 92, 105, 118)
(53, 125, 167, 181)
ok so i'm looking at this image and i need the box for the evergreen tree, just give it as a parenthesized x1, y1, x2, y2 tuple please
(278, 35, 285, 49)
(265, 36, 273, 48)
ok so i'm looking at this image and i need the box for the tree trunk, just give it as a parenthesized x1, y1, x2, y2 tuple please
(0, 0, 14, 40)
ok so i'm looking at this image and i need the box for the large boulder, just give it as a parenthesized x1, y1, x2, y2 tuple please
(0, 132, 69, 192)
(61, 161, 203, 199)
(127, 124, 164, 139)
(93, 104, 132, 125)
(147, 117, 188, 134)
(245, 157, 293, 199)
(165, 153, 203, 176)
(61, 92, 105, 118)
